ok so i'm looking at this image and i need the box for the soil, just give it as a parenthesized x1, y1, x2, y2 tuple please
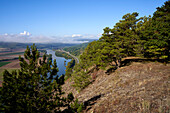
(62, 62, 170, 113)
(0, 49, 25, 55)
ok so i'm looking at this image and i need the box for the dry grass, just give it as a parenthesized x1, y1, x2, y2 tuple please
(62, 62, 170, 113)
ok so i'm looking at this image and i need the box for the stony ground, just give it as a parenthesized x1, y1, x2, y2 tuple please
(62, 62, 170, 113)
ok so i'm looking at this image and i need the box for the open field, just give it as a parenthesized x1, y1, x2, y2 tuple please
(0, 48, 24, 87)
(0, 49, 25, 83)
(0, 46, 48, 87)
(0, 62, 11, 67)
(0, 49, 45, 86)
(0, 48, 25, 60)
(0, 48, 25, 67)
(0, 59, 21, 69)
(0, 52, 24, 56)
(0, 48, 25, 55)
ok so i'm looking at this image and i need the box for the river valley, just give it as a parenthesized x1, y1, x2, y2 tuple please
(46, 50, 71, 76)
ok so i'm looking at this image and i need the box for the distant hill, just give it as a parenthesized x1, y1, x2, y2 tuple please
(76, 38, 98, 42)
(63, 43, 88, 56)
(0, 42, 77, 50)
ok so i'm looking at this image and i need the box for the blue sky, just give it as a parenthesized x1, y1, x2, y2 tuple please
(0, 0, 167, 43)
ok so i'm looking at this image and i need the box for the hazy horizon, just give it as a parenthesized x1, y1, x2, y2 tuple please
(0, 0, 167, 43)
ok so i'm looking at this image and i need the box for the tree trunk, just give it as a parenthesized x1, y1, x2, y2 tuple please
(114, 57, 122, 68)
(118, 58, 122, 68)
(114, 60, 118, 68)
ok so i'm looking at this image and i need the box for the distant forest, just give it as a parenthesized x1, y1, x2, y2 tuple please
(0, 42, 77, 50)
(63, 43, 88, 56)
(55, 50, 72, 59)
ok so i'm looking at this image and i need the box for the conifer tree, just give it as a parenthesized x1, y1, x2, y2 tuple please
(65, 59, 75, 80)
(0, 44, 79, 112)
(100, 12, 145, 67)
(142, 0, 170, 63)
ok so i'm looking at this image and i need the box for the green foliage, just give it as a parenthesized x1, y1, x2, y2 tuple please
(0, 69, 19, 81)
(0, 44, 80, 112)
(63, 43, 88, 56)
(100, 12, 147, 67)
(70, 99, 84, 113)
(142, 0, 170, 62)
(72, 1, 170, 90)
(80, 41, 104, 68)
(55, 50, 72, 59)
(71, 41, 106, 90)
(65, 59, 75, 80)
(47, 54, 52, 64)
(72, 12, 146, 90)
(72, 69, 91, 91)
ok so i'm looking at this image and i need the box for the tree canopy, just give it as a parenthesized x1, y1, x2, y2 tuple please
(72, 1, 170, 90)
(0, 44, 82, 112)
(142, 0, 170, 62)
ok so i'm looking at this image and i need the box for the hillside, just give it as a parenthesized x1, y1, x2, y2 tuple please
(63, 43, 88, 56)
(0, 1, 169, 112)
(63, 62, 170, 112)
(62, 2, 170, 112)
(70, 1, 169, 92)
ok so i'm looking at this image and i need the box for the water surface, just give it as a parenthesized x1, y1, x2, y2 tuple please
(46, 50, 71, 76)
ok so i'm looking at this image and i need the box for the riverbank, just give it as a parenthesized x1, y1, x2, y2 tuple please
(46, 50, 71, 76)
(56, 49, 79, 64)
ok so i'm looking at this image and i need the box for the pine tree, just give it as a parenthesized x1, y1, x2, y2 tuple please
(0, 44, 78, 112)
(72, 71, 91, 91)
(143, 0, 170, 63)
(100, 12, 145, 67)
(47, 54, 52, 64)
(65, 59, 75, 80)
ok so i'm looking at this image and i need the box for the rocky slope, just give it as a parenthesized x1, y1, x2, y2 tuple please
(62, 62, 170, 113)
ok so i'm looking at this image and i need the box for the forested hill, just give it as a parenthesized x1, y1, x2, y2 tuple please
(71, 1, 170, 91)
(63, 43, 88, 56)
(62, 1, 170, 112)
(0, 1, 169, 113)
(0, 42, 77, 50)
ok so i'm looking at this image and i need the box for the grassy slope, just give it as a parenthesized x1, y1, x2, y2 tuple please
(0, 62, 11, 67)
(62, 62, 170, 112)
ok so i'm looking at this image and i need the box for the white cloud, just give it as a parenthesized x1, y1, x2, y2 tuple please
(72, 34, 82, 37)
(0, 33, 100, 44)
(20, 31, 31, 36)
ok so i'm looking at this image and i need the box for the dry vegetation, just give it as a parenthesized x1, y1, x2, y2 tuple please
(63, 62, 170, 113)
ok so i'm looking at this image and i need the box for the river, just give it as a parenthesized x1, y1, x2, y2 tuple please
(46, 50, 71, 76)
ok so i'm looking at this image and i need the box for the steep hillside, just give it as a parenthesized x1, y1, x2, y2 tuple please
(62, 2, 170, 112)
(70, 1, 169, 90)
(63, 62, 170, 112)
